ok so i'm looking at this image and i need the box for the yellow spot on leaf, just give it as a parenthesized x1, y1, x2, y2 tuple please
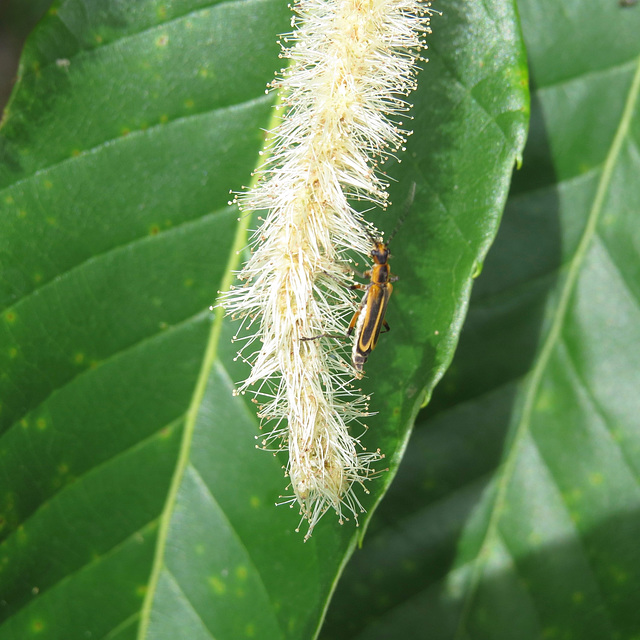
(421, 478, 435, 492)
(18, 209, 26, 218)
(158, 426, 172, 439)
(160, 114, 169, 124)
(208, 576, 226, 595)
(235, 565, 248, 581)
(527, 531, 542, 546)
(74, 353, 85, 365)
(535, 389, 555, 411)
(43, 180, 53, 189)
(611, 427, 623, 442)
(36, 418, 47, 430)
(572, 591, 584, 604)
(184, 99, 195, 109)
(249, 496, 260, 508)
(589, 472, 604, 486)
(31, 619, 45, 633)
(5, 311, 16, 323)
(401, 560, 416, 573)
(156, 34, 169, 47)
(33, 273, 42, 283)
(610, 565, 628, 584)
(8, 347, 17, 359)
(135, 585, 147, 598)
(564, 488, 583, 505)
(245, 623, 256, 637)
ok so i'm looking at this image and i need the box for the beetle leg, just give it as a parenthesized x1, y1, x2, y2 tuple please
(300, 333, 346, 342)
(347, 308, 362, 337)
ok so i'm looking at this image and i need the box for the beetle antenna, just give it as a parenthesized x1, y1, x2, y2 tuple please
(362, 220, 381, 246)
(387, 181, 416, 245)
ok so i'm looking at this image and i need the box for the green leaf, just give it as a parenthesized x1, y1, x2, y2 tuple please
(0, 0, 527, 638)
(322, 0, 640, 638)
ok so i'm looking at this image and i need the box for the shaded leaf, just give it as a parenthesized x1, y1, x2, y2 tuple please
(322, 0, 640, 638)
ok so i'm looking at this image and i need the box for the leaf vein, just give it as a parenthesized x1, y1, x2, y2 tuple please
(559, 337, 640, 486)
(452, 51, 640, 640)
(136, 156, 253, 638)
(0, 415, 183, 546)
(162, 566, 217, 640)
(0, 310, 208, 442)
(1, 204, 230, 316)
(0, 518, 159, 629)
(99, 612, 141, 640)
(0, 92, 271, 197)
(188, 463, 285, 639)
(15, 0, 267, 88)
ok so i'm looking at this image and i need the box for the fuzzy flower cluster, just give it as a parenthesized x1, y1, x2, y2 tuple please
(220, 0, 433, 538)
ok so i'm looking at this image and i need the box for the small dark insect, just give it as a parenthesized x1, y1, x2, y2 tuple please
(619, 0, 638, 7)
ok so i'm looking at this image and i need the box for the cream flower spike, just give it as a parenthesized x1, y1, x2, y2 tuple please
(220, 0, 434, 539)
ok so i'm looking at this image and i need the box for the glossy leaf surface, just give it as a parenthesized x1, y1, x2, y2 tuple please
(322, 0, 640, 638)
(0, 0, 527, 638)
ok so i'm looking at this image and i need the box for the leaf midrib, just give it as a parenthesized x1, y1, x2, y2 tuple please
(453, 52, 640, 639)
(135, 212, 247, 639)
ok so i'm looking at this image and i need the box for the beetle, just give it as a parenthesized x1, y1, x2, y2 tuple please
(302, 183, 415, 376)
(347, 238, 396, 374)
